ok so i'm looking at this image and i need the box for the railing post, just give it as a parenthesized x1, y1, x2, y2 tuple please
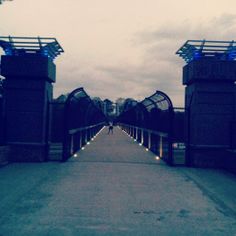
(92, 128, 95, 138)
(85, 129, 88, 144)
(141, 129, 144, 144)
(160, 136, 163, 158)
(148, 131, 151, 149)
(70, 134, 74, 155)
(79, 131, 82, 149)
(136, 127, 138, 140)
(88, 128, 91, 141)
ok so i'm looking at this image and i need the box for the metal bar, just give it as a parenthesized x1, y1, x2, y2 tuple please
(0, 36, 56, 40)
(148, 131, 151, 149)
(69, 122, 105, 135)
(141, 129, 144, 144)
(70, 135, 74, 155)
(11, 45, 41, 48)
(159, 136, 163, 157)
(4, 41, 45, 44)
(118, 123, 168, 138)
(79, 131, 82, 149)
(186, 39, 235, 44)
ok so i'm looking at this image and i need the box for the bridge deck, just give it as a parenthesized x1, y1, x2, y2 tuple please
(1, 127, 236, 235)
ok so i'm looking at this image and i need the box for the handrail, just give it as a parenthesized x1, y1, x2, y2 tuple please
(69, 122, 106, 135)
(118, 123, 168, 138)
(62, 87, 106, 161)
(119, 122, 173, 165)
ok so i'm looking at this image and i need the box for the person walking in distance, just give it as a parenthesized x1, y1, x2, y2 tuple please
(108, 122, 113, 134)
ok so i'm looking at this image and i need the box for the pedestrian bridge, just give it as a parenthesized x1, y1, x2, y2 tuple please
(1, 36, 236, 234)
(48, 88, 186, 166)
(70, 126, 161, 165)
(1, 126, 236, 235)
(0, 37, 236, 171)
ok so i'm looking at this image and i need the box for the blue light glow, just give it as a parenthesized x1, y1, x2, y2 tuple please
(193, 51, 201, 60)
(177, 40, 236, 64)
(0, 36, 64, 61)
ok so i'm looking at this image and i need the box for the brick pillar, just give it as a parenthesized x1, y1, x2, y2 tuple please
(184, 59, 236, 167)
(1, 54, 55, 162)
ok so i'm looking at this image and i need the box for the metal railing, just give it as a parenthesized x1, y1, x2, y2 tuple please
(63, 122, 105, 161)
(119, 123, 172, 164)
(116, 91, 174, 165)
(116, 91, 186, 166)
(61, 87, 106, 161)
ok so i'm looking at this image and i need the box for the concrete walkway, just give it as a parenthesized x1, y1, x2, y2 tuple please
(1, 127, 236, 235)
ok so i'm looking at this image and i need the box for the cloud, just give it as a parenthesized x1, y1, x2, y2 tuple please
(135, 13, 236, 45)
(210, 13, 236, 28)
(120, 13, 236, 105)
(73, 13, 236, 106)
(96, 59, 183, 104)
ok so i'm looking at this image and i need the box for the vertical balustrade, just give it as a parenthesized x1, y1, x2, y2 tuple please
(141, 129, 144, 145)
(148, 131, 151, 150)
(70, 135, 74, 155)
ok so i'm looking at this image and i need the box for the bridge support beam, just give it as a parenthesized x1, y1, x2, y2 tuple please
(183, 60, 236, 167)
(1, 55, 55, 162)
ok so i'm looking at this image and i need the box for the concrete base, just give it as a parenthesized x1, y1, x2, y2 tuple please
(188, 147, 225, 168)
(0, 146, 9, 166)
(188, 148, 236, 173)
(48, 143, 63, 161)
(222, 150, 236, 173)
(8, 143, 48, 162)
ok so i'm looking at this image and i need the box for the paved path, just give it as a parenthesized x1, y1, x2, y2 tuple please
(1, 127, 236, 235)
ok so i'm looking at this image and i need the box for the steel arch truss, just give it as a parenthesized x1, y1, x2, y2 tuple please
(62, 88, 106, 161)
(117, 90, 174, 165)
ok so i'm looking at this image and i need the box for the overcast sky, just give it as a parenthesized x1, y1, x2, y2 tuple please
(1, 0, 236, 106)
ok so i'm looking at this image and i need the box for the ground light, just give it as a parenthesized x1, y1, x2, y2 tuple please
(123, 129, 160, 161)
(76, 127, 105, 154)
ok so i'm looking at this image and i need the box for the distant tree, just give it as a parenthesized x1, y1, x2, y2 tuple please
(0, 0, 13, 5)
